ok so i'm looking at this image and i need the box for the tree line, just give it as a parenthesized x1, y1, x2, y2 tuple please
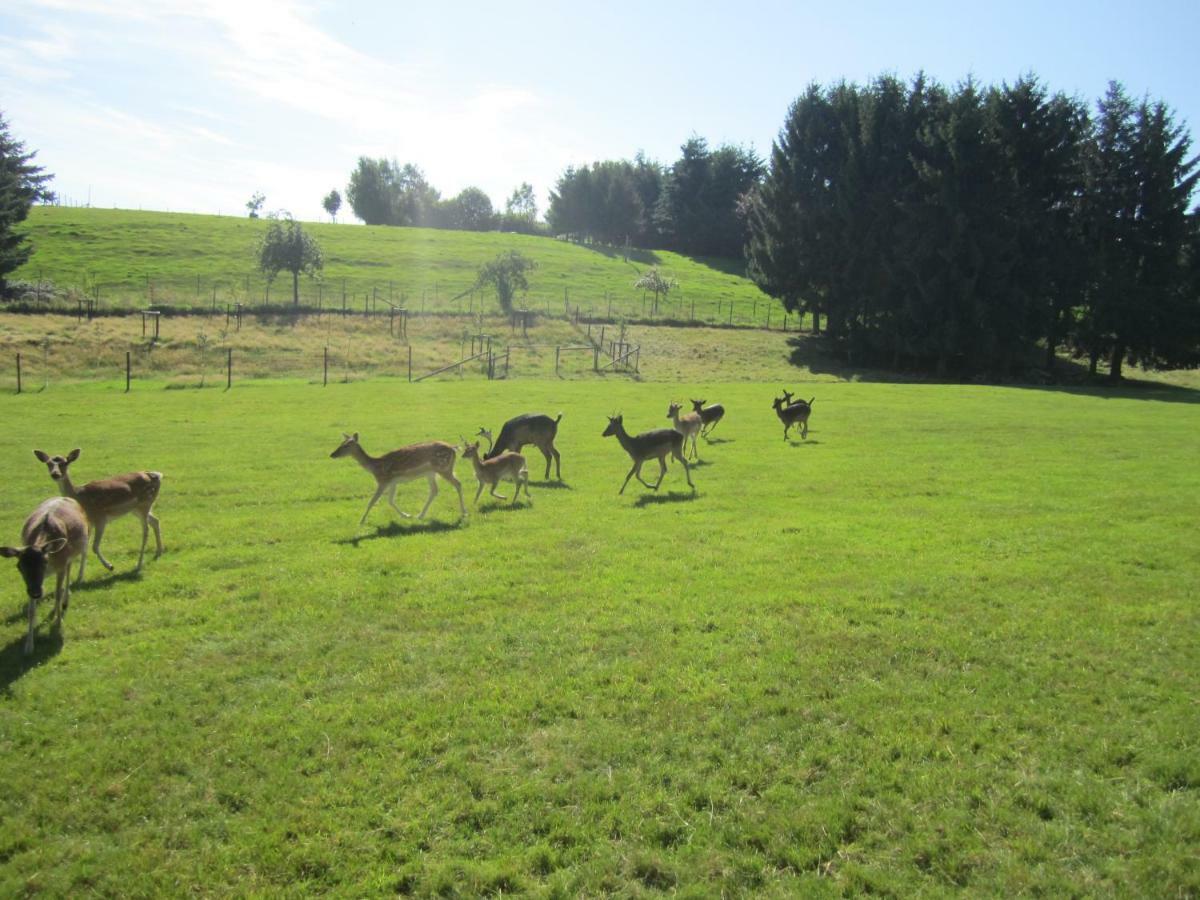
(342, 159, 541, 234)
(745, 75, 1200, 378)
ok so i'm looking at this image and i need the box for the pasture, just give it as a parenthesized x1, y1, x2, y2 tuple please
(11, 207, 777, 322)
(1, 378, 1197, 896)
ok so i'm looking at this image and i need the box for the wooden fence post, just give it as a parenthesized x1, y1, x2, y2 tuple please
(407, 345, 412, 383)
(16, 353, 21, 394)
(125, 351, 131, 393)
(323, 346, 328, 386)
(226, 348, 232, 390)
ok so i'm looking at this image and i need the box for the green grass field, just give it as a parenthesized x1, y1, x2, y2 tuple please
(1, 379, 1196, 896)
(11, 207, 778, 324)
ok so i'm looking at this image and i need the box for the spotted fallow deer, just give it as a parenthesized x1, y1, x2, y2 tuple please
(484, 413, 562, 480)
(602, 414, 694, 494)
(666, 401, 703, 461)
(461, 441, 530, 506)
(34, 449, 163, 584)
(3, 497, 88, 655)
(330, 432, 466, 524)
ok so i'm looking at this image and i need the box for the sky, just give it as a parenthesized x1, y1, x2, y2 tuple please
(1, 0, 1197, 224)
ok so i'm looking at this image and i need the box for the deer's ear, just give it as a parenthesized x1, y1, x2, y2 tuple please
(34, 450, 49, 463)
(351, 432, 359, 442)
(67, 448, 81, 462)
(0, 546, 21, 559)
(39, 537, 68, 555)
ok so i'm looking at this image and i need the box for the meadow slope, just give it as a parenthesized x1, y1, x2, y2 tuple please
(0, 379, 1197, 896)
(11, 207, 778, 323)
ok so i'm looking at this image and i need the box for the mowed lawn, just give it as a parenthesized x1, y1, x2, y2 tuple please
(0, 379, 1196, 896)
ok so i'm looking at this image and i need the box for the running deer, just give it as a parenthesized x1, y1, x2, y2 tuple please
(3, 497, 88, 655)
(690, 398, 726, 437)
(34, 449, 164, 583)
(485, 413, 562, 480)
(772, 393, 815, 440)
(461, 441, 531, 506)
(330, 432, 467, 524)
(602, 414, 695, 494)
(666, 401, 703, 460)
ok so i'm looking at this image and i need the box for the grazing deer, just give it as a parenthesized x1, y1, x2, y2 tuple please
(772, 393, 815, 440)
(461, 441, 531, 506)
(330, 432, 466, 524)
(690, 398, 726, 437)
(3, 497, 88, 655)
(485, 413, 562, 480)
(602, 414, 694, 494)
(34, 449, 163, 583)
(666, 401, 703, 460)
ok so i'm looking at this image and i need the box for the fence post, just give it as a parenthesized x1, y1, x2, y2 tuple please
(16, 353, 21, 394)
(407, 345, 412, 383)
(226, 348, 232, 390)
(125, 351, 131, 393)
(323, 346, 328, 386)
(555, 346, 560, 375)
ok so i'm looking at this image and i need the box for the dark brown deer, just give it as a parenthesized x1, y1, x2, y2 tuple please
(602, 414, 694, 494)
(689, 398, 726, 437)
(3, 497, 89, 655)
(485, 413, 562, 480)
(34, 448, 163, 583)
(772, 393, 814, 440)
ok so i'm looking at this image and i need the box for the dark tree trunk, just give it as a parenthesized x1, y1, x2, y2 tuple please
(1109, 341, 1126, 382)
(292, 270, 300, 306)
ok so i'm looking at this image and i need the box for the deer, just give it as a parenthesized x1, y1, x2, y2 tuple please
(330, 432, 466, 524)
(3, 497, 89, 655)
(34, 448, 163, 584)
(485, 413, 562, 480)
(474, 427, 494, 453)
(772, 393, 815, 440)
(602, 414, 695, 494)
(461, 441, 531, 506)
(690, 398, 726, 437)
(666, 401, 703, 461)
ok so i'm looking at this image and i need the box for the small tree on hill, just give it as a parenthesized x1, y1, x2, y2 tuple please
(257, 215, 323, 306)
(475, 251, 536, 313)
(323, 189, 342, 223)
(246, 191, 266, 218)
(633, 266, 677, 314)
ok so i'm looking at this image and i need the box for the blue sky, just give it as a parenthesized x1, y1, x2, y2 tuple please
(1, 0, 1197, 223)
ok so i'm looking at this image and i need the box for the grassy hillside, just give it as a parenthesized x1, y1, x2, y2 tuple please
(11, 207, 778, 322)
(1, 380, 1197, 895)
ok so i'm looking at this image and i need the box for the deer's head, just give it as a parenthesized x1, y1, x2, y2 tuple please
(34, 448, 80, 482)
(2, 537, 67, 600)
(602, 415, 623, 438)
(461, 441, 482, 461)
(667, 402, 682, 419)
(690, 399, 706, 412)
(329, 432, 360, 459)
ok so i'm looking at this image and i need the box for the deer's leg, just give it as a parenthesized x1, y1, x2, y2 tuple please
(650, 456, 668, 491)
(490, 481, 508, 501)
(360, 484, 386, 524)
(440, 469, 467, 516)
(75, 547, 86, 585)
(801, 419, 808, 439)
(473, 481, 484, 506)
(91, 520, 114, 572)
(52, 570, 67, 625)
(417, 475, 439, 519)
(386, 484, 413, 518)
(539, 446, 553, 480)
(620, 463, 639, 494)
(676, 447, 695, 489)
(136, 511, 149, 571)
(551, 445, 561, 480)
(634, 459, 658, 490)
(148, 510, 164, 558)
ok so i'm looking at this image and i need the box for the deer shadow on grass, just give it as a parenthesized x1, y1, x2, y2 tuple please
(703, 437, 735, 445)
(634, 490, 699, 508)
(336, 519, 463, 547)
(77, 568, 146, 593)
(476, 502, 534, 517)
(530, 480, 573, 490)
(0, 627, 63, 693)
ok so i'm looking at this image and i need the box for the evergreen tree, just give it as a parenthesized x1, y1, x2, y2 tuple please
(0, 111, 52, 290)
